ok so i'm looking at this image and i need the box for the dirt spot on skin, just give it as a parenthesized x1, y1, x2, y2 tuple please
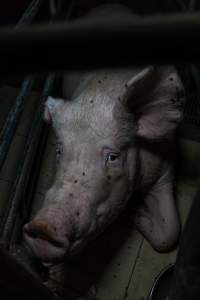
(69, 193, 73, 197)
(76, 211, 80, 216)
(82, 172, 85, 176)
(98, 80, 102, 84)
(170, 77, 174, 81)
(90, 100, 94, 104)
(74, 180, 78, 183)
(107, 175, 111, 180)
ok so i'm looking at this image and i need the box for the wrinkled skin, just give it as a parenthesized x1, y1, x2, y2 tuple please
(23, 6, 185, 263)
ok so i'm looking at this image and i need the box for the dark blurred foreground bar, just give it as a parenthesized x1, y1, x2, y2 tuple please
(0, 245, 59, 300)
(169, 189, 200, 299)
(1, 12, 200, 76)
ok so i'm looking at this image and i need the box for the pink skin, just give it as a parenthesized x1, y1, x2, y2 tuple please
(24, 210, 70, 262)
(24, 65, 185, 263)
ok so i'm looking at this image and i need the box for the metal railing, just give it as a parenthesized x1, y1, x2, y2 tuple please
(1, 12, 200, 76)
(0, 0, 56, 248)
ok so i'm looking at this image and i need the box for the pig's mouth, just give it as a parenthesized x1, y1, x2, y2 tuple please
(23, 221, 69, 263)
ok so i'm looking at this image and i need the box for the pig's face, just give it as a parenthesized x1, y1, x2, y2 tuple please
(24, 92, 138, 262)
(24, 67, 184, 262)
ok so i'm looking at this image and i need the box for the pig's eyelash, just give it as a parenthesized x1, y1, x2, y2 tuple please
(105, 152, 121, 165)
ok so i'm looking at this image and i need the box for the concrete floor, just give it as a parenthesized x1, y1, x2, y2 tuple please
(0, 83, 199, 300)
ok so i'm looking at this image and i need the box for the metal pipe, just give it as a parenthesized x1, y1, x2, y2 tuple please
(0, 74, 55, 246)
(0, 0, 44, 170)
(0, 77, 34, 169)
(16, 0, 44, 27)
(1, 12, 200, 76)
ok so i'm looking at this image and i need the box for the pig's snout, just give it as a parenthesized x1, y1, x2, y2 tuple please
(24, 220, 64, 247)
(24, 219, 69, 262)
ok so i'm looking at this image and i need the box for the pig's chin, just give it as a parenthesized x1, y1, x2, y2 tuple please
(24, 235, 69, 263)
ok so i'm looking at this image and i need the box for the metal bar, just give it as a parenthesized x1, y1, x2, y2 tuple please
(0, 0, 44, 170)
(169, 189, 200, 299)
(0, 245, 59, 300)
(189, 0, 196, 11)
(16, 0, 44, 27)
(0, 74, 55, 246)
(0, 77, 34, 169)
(1, 12, 200, 76)
(175, 0, 187, 11)
(16, 75, 55, 229)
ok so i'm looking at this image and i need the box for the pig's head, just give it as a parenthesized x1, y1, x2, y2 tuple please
(24, 66, 184, 262)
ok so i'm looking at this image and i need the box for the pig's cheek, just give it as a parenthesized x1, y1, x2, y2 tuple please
(96, 203, 110, 225)
(74, 206, 92, 238)
(88, 221, 97, 234)
(42, 187, 57, 207)
(71, 221, 97, 252)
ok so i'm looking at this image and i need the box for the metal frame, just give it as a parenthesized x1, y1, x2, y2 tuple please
(0, 0, 55, 249)
(0, 0, 45, 169)
(0, 12, 200, 76)
(0, 75, 55, 246)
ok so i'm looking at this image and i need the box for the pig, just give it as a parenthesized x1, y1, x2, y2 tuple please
(23, 6, 185, 263)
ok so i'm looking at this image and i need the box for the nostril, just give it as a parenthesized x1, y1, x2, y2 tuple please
(24, 220, 58, 244)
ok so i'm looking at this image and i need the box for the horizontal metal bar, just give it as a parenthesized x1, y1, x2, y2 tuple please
(1, 12, 200, 75)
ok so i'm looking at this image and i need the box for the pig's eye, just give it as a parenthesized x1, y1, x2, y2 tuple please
(56, 142, 63, 159)
(106, 152, 120, 165)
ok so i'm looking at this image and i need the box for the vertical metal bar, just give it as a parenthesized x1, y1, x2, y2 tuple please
(0, 74, 55, 246)
(189, 0, 196, 11)
(0, 77, 34, 169)
(0, 0, 43, 170)
(169, 190, 200, 299)
(16, 0, 44, 27)
(175, 0, 187, 11)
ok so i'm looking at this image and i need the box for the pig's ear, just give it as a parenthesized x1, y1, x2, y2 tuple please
(123, 66, 185, 140)
(43, 96, 65, 123)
